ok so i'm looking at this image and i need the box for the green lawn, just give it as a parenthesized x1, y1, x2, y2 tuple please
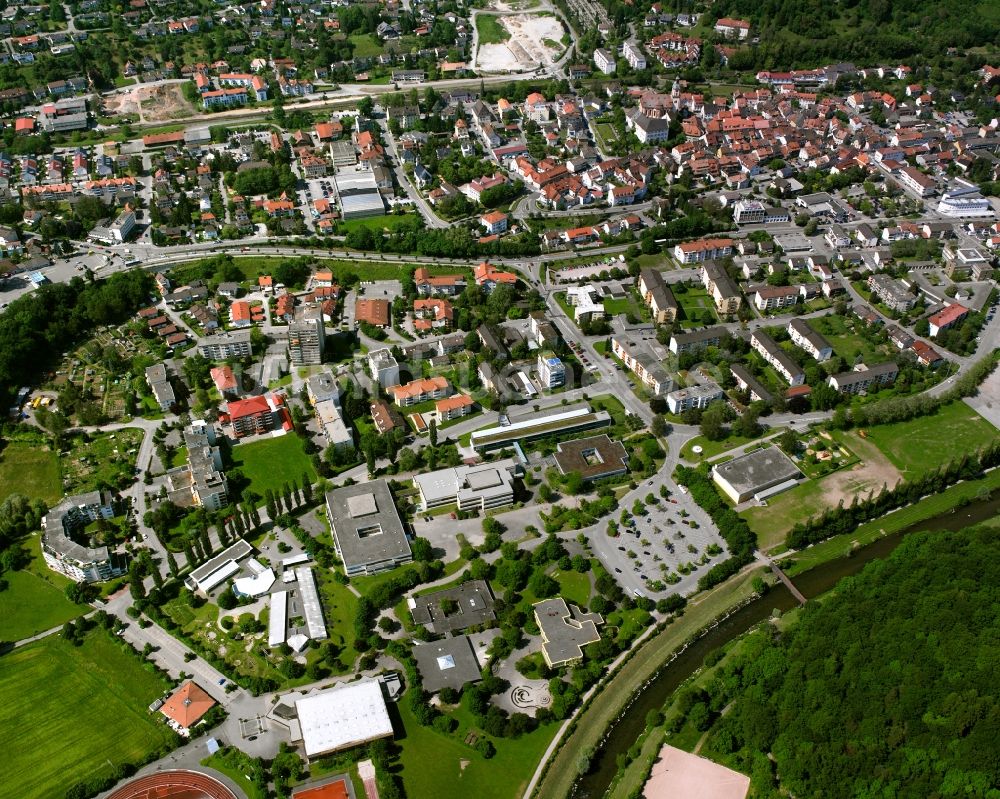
(589, 394, 628, 427)
(313, 570, 362, 672)
(349, 33, 384, 58)
(397, 694, 556, 799)
(860, 402, 999, 477)
(808, 314, 887, 366)
(475, 14, 510, 43)
(0, 441, 62, 505)
(338, 215, 418, 235)
(552, 569, 591, 607)
(680, 430, 783, 462)
(673, 286, 717, 328)
(0, 629, 176, 799)
(230, 434, 316, 499)
(0, 567, 84, 642)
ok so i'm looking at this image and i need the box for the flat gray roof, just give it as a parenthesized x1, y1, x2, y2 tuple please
(534, 597, 603, 666)
(296, 566, 328, 641)
(409, 580, 496, 634)
(412, 636, 482, 693)
(325, 480, 412, 571)
(712, 446, 802, 497)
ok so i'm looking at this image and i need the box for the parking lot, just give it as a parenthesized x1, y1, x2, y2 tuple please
(591, 476, 727, 599)
(550, 255, 627, 284)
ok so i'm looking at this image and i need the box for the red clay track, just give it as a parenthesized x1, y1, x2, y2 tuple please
(106, 770, 240, 799)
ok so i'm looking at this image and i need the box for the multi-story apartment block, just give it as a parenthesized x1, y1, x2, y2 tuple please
(787, 319, 833, 361)
(828, 362, 899, 394)
(287, 308, 325, 366)
(867, 274, 916, 312)
(638, 268, 678, 324)
(368, 348, 400, 389)
(198, 330, 253, 360)
(674, 238, 734, 264)
(538, 353, 567, 389)
(751, 331, 805, 386)
(41, 491, 122, 582)
(612, 334, 671, 395)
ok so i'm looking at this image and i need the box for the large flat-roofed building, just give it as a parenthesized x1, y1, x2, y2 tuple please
(325, 481, 412, 575)
(185, 539, 254, 594)
(534, 597, 603, 668)
(470, 403, 612, 452)
(334, 165, 386, 220)
(166, 421, 229, 511)
(306, 371, 339, 406)
(787, 319, 833, 361)
(41, 490, 122, 582)
(867, 273, 916, 312)
(199, 330, 252, 359)
(296, 566, 328, 641)
(413, 459, 519, 512)
(295, 680, 393, 758)
(712, 446, 802, 504)
(553, 435, 629, 482)
(408, 580, 496, 634)
(412, 636, 482, 693)
(315, 399, 353, 449)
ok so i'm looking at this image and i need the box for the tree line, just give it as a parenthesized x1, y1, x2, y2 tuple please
(788, 438, 1000, 549)
(0, 270, 153, 410)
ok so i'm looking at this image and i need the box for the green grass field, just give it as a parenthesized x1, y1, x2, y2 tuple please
(552, 569, 591, 607)
(0, 630, 176, 798)
(0, 568, 83, 642)
(859, 402, 999, 476)
(338, 214, 419, 235)
(475, 14, 510, 43)
(397, 694, 556, 799)
(349, 33, 384, 58)
(0, 442, 61, 505)
(230, 434, 316, 499)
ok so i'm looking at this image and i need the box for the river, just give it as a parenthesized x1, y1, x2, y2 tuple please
(569, 493, 1000, 798)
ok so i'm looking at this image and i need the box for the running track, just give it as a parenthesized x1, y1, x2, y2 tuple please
(106, 770, 240, 799)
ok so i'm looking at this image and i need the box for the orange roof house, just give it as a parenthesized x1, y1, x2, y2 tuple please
(355, 298, 391, 327)
(160, 681, 216, 731)
(474, 261, 518, 289)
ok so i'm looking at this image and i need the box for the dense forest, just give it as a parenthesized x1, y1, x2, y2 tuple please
(679, 526, 1000, 797)
(708, 0, 1000, 69)
(0, 271, 153, 410)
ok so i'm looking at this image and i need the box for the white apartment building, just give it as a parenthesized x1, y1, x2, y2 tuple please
(538, 354, 566, 389)
(594, 48, 616, 75)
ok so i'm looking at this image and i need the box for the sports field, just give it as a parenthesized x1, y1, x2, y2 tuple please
(0, 630, 175, 799)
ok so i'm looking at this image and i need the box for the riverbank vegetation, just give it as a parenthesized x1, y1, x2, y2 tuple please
(668, 524, 1000, 797)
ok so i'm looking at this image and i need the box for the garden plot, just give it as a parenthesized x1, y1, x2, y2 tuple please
(475, 14, 565, 72)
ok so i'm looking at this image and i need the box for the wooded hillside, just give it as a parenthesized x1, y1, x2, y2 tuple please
(687, 525, 1000, 797)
